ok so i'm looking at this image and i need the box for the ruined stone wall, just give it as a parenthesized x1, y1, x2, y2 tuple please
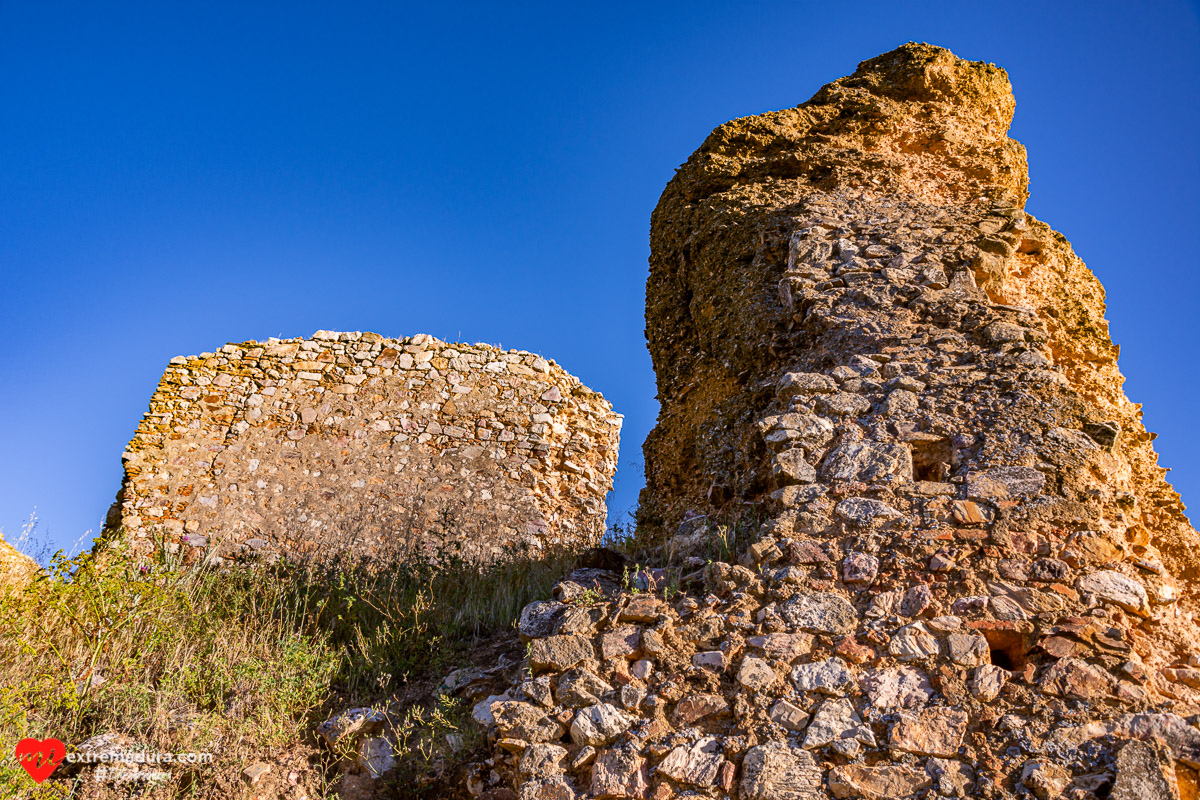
(113, 331, 621, 564)
(463, 44, 1200, 800)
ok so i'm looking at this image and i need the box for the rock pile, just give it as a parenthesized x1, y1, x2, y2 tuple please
(112, 332, 621, 564)
(460, 43, 1200, 800)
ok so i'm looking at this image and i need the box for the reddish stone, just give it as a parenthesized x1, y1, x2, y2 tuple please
(620, 596, 665, 623)
(788, 541, 829, 564)
(1007, 531, 1041, 555)
(834, 635, 876, 665)
(829, 764, 932, 799)
(609, 659, 634, 686)
(966, 619, 1034, 634)
(1047, 583, 1079, 601)
(1040, 635, 1086, 659)
(672, 694, 729, 725)
(1094, 632, 1131, 652)
(601, 627, 643, 660)
(719, 761, 737, 793)
(1039, 657, 1112, 700)
(889, 707, 969, 757)
(953, 499, 989, 524)
(641, 717, 673, 741)
(746, 632, 815, 662)
(592, 749, 650, 800)
(1115, 681, 1148, 703)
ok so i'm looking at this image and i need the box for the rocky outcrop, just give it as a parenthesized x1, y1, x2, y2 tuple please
(461, 43, 1200, 800)
(112, 331, 621, 564)
(0, 533, 37, 586)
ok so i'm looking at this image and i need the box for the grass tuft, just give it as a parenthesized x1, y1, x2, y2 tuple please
(0, 530, 579, 799)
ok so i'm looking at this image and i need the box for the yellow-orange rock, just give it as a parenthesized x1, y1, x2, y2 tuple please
(0, 532, 37, 586)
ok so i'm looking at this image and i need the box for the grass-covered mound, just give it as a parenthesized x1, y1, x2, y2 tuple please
(0, 532, 579, 799)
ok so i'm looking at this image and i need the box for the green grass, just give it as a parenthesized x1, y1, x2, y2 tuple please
(0, 532, 579, 799)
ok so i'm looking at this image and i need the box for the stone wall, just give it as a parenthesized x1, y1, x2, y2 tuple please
(464, 44, 1200, 800)
(112, 331, 621, 564)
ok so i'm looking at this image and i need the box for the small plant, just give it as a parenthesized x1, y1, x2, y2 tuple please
(384, 693, 483, 797)
(621, 563, 640, 594)
(571, 587, 603, 606)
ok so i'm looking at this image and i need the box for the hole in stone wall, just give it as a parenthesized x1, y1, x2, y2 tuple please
(982, 629, 1032, 671)
(707, 483, 731, 507)
(990, 649, 1015, 670)
(909, 438, 953, 483)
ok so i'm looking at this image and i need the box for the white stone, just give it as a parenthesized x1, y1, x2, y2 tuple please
(569, 703, 631, 746)
(803, 698, 875, 749)
(791, 657, 855, 696)
(738, 655, 779, 692)
(1078, 570, 1150, 617)
(863, 667, 934, 710)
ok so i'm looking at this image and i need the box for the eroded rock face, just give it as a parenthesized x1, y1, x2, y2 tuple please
(460, 42, 1200, 800)
(0, 533, 37, 586)
(112, 331, 620, 563)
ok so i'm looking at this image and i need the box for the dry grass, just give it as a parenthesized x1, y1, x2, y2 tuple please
(0, 525, 581, 799)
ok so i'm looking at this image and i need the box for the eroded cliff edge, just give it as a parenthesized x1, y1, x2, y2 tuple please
(465, 43, 1200, 800)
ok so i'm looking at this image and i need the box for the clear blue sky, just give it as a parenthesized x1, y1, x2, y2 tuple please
(2, 1, 1198, 557)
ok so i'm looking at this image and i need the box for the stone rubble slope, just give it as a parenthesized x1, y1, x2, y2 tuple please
(449, 43, 1200, 800)
(112, 331, 621, 564)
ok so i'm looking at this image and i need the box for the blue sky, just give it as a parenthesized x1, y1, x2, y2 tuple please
(2, 1, 1198, 556)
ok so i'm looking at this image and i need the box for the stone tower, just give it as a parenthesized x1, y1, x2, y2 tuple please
(473, 44, 1200, 799)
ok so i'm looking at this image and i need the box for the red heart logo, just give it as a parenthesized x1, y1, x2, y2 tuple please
(14, 738, 66, 783)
